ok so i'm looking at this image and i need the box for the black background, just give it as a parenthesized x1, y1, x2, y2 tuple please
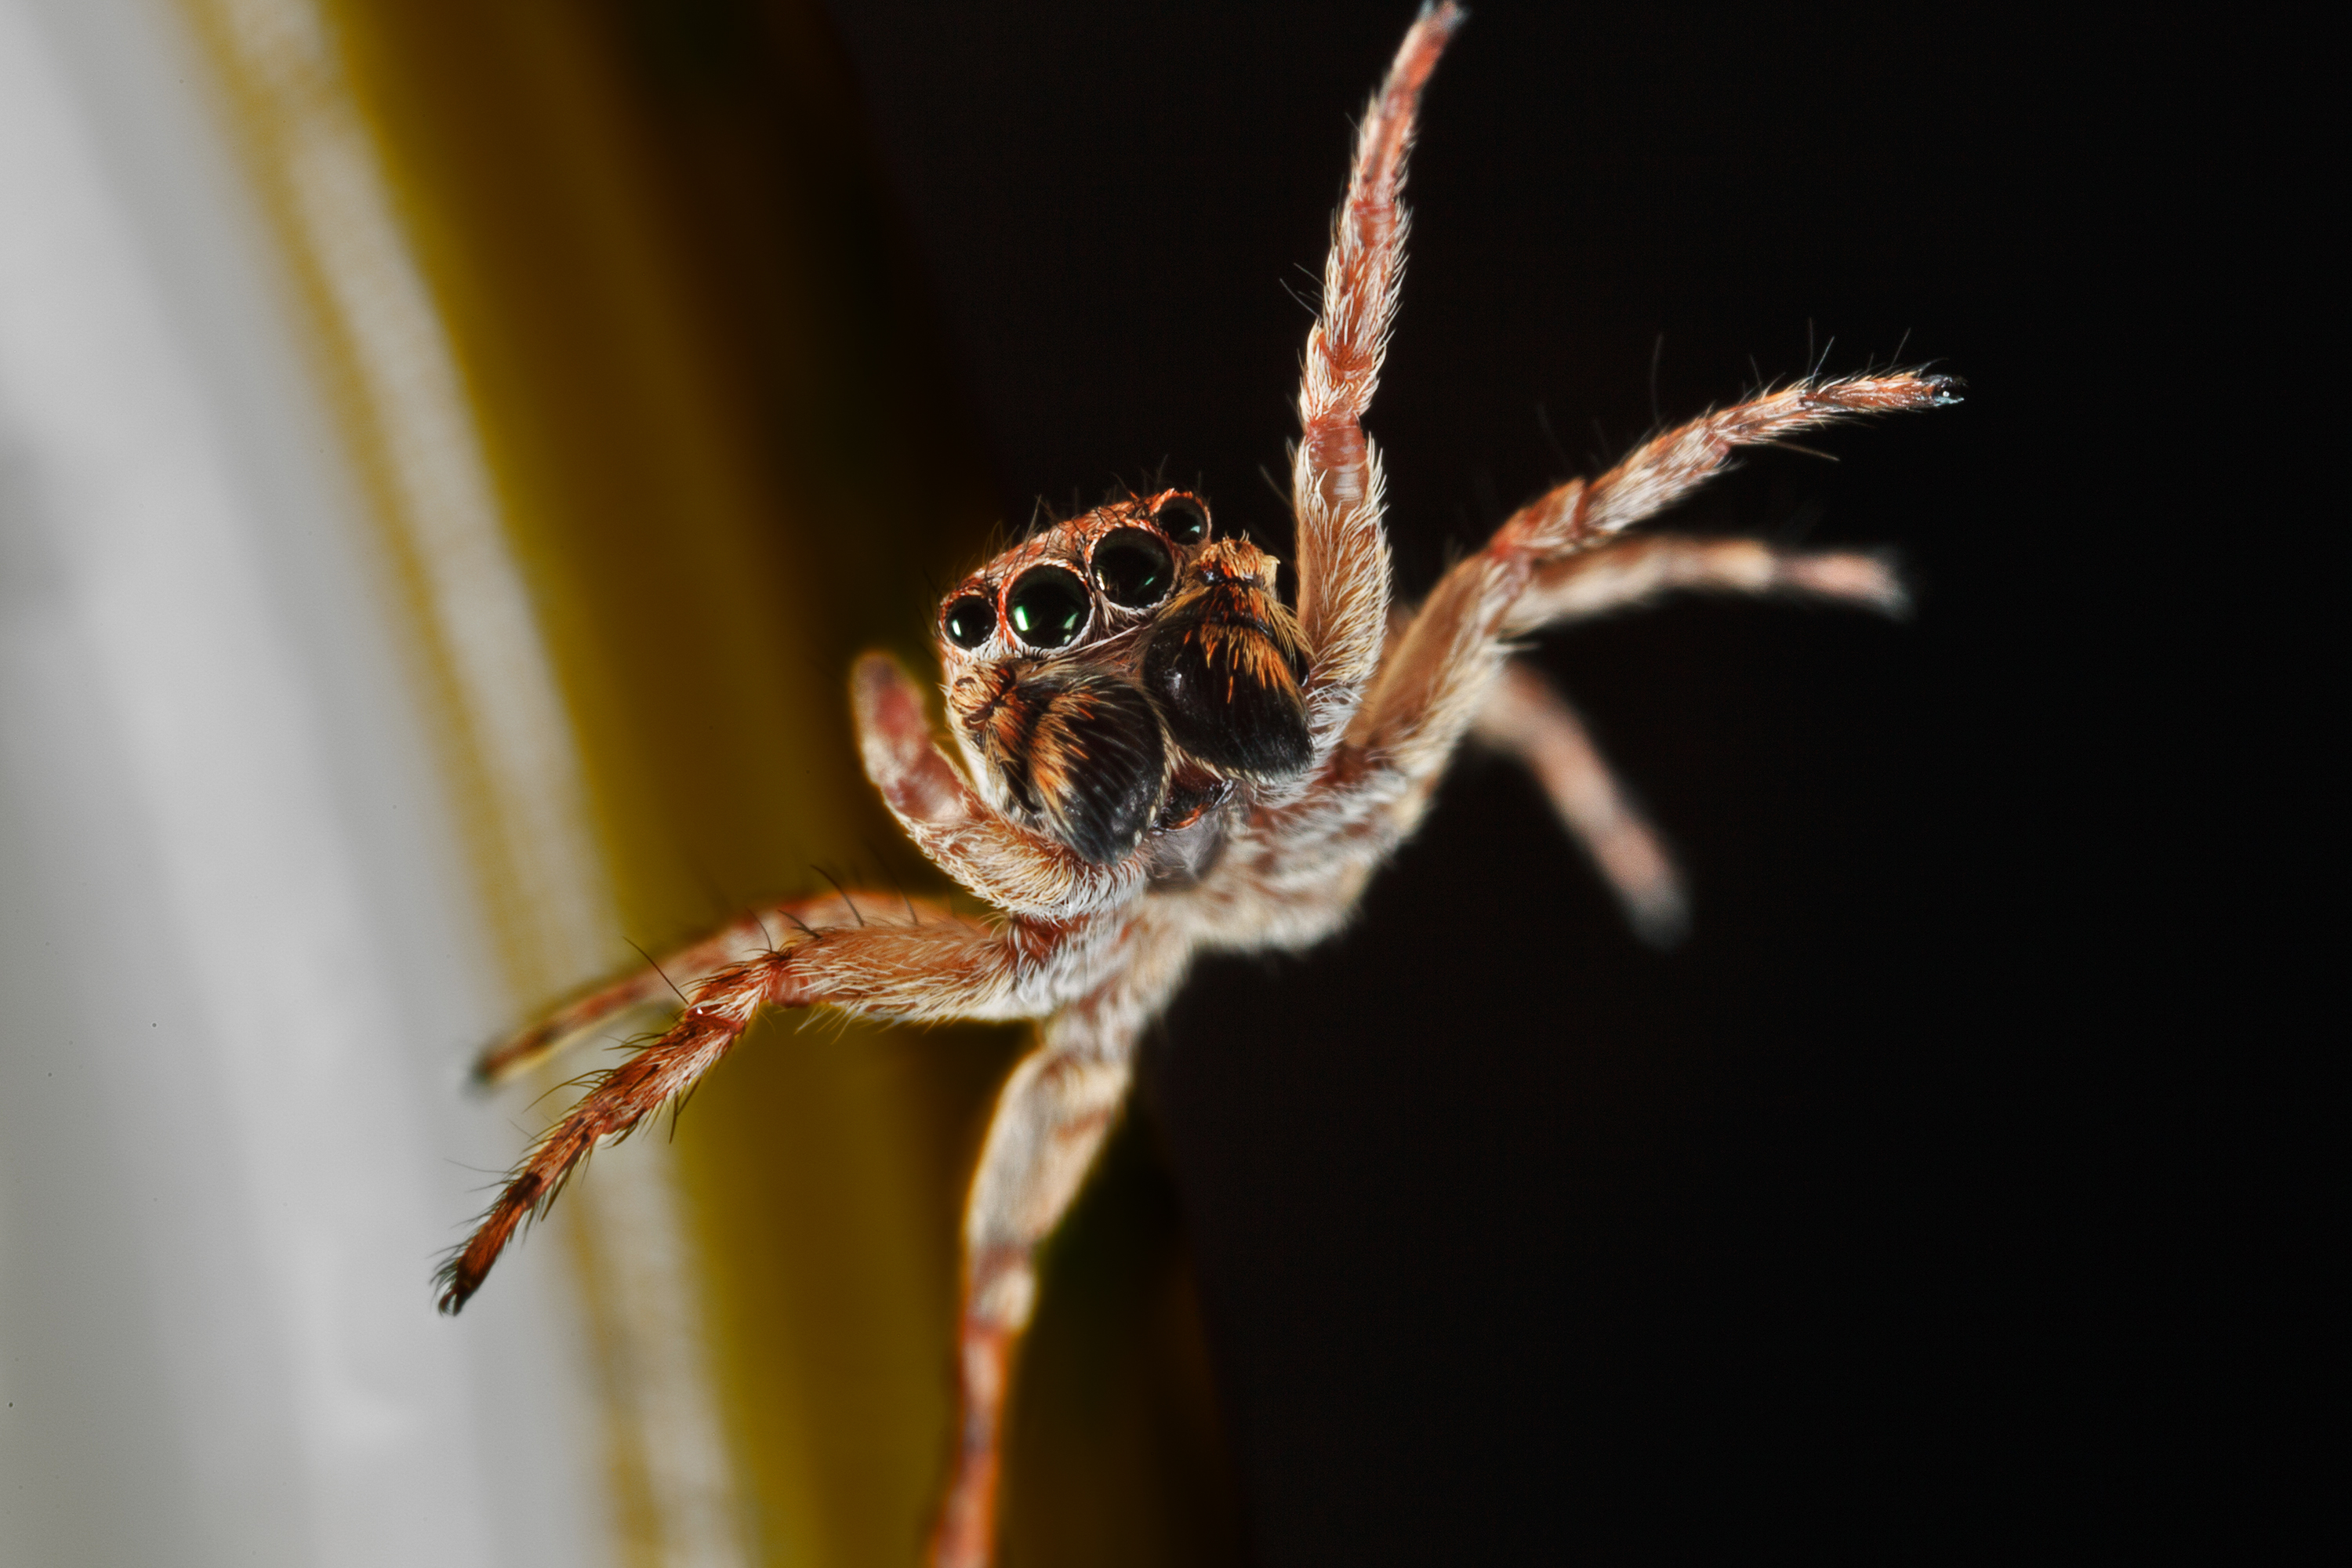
(810, 4, 2316, 1559)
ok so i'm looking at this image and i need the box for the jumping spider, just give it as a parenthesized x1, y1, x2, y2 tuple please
(438, 7, 1952, 1563)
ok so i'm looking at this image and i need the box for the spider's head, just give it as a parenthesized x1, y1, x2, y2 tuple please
(932, 489, 1312, 866)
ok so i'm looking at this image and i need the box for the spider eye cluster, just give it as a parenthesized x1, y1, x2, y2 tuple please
(939, 493, 1212, 655)
(939, 487, 1312, 863)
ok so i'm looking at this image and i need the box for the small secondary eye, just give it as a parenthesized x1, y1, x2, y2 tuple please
(943, 594, 997, 649)
(1006, 566, 1091, 649)
(1154, 495, 1210, 545)
(1091, 528, 1175, 609)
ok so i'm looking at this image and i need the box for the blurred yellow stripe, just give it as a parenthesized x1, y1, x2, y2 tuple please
(179, 1, 1243, 1560)
(180, 0, 1015, 1563)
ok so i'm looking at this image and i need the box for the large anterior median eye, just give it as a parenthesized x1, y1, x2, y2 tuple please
(942, 594, 996, 649)
(1153, 495, 1209, 544)
(1006, 565, 1091, 649)
(1091, 528, 1175, 609)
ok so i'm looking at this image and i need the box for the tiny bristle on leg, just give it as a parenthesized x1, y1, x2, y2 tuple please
(1289, 2, 1465, 735)
(1498, 371, 1958, 559)
(470, 894, 945, 1088)
(437, 1000, 753, 1312)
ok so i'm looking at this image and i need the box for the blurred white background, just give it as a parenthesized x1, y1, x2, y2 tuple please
(0, 0, 612, 1560)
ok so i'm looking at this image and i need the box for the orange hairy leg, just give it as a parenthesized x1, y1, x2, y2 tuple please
(931, 1008, 1139, 1568)
(1481, 374, 1958, 579)
(1291, 2, 1465, 748)
(442, 649, 1130, 1319)
(468, 888, 949, 1087)
(441, 656, 1124, 1316)
(437, 908, 1035, 1315)
(1473, 660, 1689, 944)
(1505, 532, 1908, 633)
(466, 642, 1127, 1091)
(1462, 532, 1914, 942)
(1352, 372, 1955, 775)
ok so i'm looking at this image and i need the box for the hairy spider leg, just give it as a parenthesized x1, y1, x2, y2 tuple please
(1290, 2, 1465, 758)
(441, 652, 1152, 1312)
(469, 888, 953, 1087)
(1473, 373, 1956, 576)
(1472, 659, 1690, 945)
(437, 908, 1027, 1315)
(932, 1004, 1139, 1568)
(1504, 532, 1908, 635)
(1346, 373, 1955, 786)
(1465, 535, 1913, 942)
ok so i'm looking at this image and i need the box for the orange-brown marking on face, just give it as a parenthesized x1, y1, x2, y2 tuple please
(1189, 619, 1307, 704)
(949, 662, 1169, 864)
(951, 665, 1052, 814)
(1022, 687, 1097, 814)
(1018, 677, 1169, 863)
(1142, 536, 1314, 779)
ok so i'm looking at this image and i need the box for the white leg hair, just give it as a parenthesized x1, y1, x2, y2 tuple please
(1290, 5, 1464, 752)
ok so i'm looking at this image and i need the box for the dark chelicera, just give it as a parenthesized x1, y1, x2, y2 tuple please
(1143, 583, 1312, 778)
(1021, 674, 1168, 864)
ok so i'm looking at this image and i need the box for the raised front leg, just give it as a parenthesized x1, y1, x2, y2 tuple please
(931, 1006, 1138, 1568)
(1291, 2, 1463, 753)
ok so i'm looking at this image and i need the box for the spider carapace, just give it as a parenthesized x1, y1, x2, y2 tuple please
(938, 491, 1310, 873)
(437, 8, 1953, 1565)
